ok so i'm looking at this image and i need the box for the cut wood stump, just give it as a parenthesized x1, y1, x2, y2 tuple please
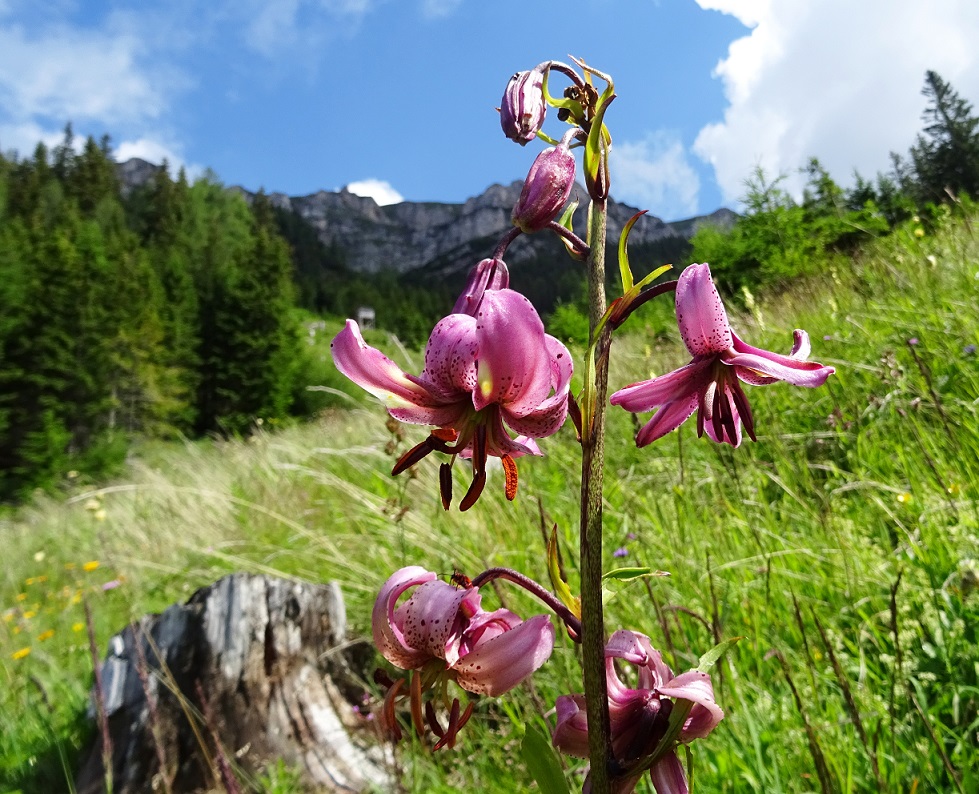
(75, 573, 392, 793)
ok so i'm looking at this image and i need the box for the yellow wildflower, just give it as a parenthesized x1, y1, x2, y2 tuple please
(897, 492, 912, 504)
(15, 593, 27, 602)
(11, 647, 31, 660)
(82, 561, 100, 572)
(72, 622, 85, 633)
(23, 610, 36, 620)
(38, 629, 55, 642)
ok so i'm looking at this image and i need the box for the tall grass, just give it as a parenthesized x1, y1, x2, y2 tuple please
(2, 213, 978, 792)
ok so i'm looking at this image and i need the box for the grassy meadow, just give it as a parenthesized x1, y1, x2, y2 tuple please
(2, 211, 979, 793)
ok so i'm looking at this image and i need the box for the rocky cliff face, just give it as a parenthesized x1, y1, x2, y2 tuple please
(117, 158, 735, 277)
(272, 180, 735, 275)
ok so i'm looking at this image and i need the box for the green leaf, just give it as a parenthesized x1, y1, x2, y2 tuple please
(521, 722, 571, 794)
(633, 263, 674, 292)
(697, 636, 743, 673)
(548, 526, 581, 618)
(617, 210, 646, 293)
(602, 567, 671, 582)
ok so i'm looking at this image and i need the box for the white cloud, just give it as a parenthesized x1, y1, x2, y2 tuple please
(694, 0, 979, 207)
(421, 0, 463, 18)
(0, 120, 64, 158)
(114, 138, 203, 181)
(345, 178, 404, 205)
(0, 26, 163, 125)
(610, 132, 700, 219)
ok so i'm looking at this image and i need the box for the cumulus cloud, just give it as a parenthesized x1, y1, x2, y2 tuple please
(694, 0, 979, 206)
(345, 178, 404, 205)
(0, 26, 163, 125)
(610, 132, 701, 219)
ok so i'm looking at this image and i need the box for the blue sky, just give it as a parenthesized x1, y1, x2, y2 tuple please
(2, 1, 978, 220)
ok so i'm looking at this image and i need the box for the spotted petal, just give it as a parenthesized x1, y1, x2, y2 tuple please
(472, 290, 553, 414)
(453, 614, 554, 696)
(675, 264, 732, 357)
(372, 566, 438, 670)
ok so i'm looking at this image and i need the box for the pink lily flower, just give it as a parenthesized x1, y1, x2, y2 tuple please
(373, 566, 555, 747)
(610, 263, 834, 447)
(331, 287, 572, 509)
(552, 630, 724, 794)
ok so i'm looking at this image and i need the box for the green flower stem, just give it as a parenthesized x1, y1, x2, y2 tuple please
(580, 196, 612, 794)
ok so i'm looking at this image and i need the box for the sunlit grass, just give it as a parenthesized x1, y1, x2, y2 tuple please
(2, 213, 979, 792)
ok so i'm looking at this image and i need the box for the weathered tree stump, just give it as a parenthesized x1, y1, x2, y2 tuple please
(75, 574, 392, 793)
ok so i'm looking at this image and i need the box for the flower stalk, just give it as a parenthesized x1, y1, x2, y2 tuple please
(579, 195, 613, 794)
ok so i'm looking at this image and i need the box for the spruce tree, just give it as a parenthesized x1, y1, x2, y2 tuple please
(909, 71, 979, 203)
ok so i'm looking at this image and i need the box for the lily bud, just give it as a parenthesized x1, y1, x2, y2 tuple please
(511, 139, 576, 233)
(452, 257, 510, 316)
(500, 67, 546, 145)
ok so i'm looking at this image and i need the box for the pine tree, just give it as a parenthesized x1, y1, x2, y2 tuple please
(908, 71, 979, 203)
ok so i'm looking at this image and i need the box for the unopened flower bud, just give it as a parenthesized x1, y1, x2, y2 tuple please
(452, 257, 510, 315)
(511, 140, 576, 233)
(500, 67, 546, 145)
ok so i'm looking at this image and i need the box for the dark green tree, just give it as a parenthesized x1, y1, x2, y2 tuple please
(908, 71, 979, 203)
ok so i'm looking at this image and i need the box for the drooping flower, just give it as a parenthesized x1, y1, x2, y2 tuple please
(611, 263, 835, 447)
(500, 65, 547, 145)
(552, 630, 724, 794)
(511, 133, 576, 233)
(373, 566, 555, 747)
(331, 287, 572, 509)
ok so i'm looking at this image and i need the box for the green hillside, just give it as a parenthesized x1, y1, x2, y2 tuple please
(2, 206, 977, 792)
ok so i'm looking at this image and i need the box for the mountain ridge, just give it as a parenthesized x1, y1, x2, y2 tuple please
(116, 158, 735, 281)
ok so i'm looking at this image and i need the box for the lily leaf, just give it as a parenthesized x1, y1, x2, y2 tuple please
(633, 263, 674, 292)
(548, 526, 581, 619)
(617, 210, 646, 293)
(602, 567, 671, 582)
(521, 722, 571, 794)
(697, 636, 743, 673)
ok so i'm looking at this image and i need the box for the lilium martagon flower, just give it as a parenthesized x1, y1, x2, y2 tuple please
(611, 263, 835, 447)
(372, 566, 555, 748)
(552, 630, 724, 794)
(331, 287, 572, 510)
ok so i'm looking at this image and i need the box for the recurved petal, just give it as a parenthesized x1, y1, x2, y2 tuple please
(606, 629, 649, 665)
(397, 579, 475, 665)
(648, 751, 689, 794)
(372, 566, 438, 670)
(656, 670, 724, 741)
(472, 290, 552, 414)
(675, 264, 733, 357)
(453, 614, 554, 696)
(727, 330, 835, 387)
(332, 321, 458, 425)
(635, 394, 700, 447)
(552, 694, 591, 758)
(501, 334, 572, 438)
(464, 606, 522, 647)
(420, 314, 480, 396)
(610, 359, 711, 414)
